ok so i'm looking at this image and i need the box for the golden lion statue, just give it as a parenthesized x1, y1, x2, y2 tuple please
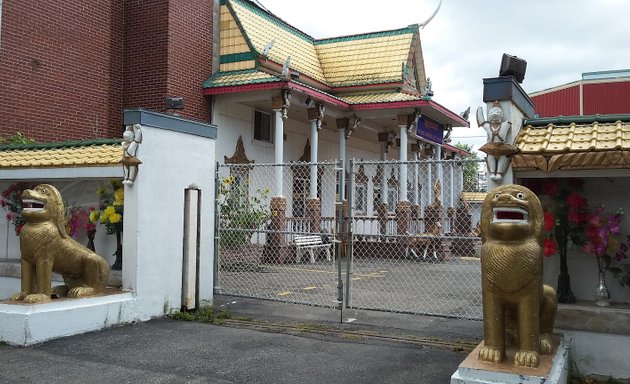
(10, 184, 110, 304)
(479, 184, 557, 368)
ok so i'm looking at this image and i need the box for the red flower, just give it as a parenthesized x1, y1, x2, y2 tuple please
(16, 223, 24, 235)
(566, 193, 587, 209)
(543, 211, 555, 232)
(543, 238, 558, 257)
(542, 180, 558, 195)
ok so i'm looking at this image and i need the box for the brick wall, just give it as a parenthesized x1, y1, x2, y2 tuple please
(0, 0, 124, 141)
(123, 0, 169, 114)
(0, 0, 214, 143)
(124, 0, 213, 123)
(166, 0, 213, 123)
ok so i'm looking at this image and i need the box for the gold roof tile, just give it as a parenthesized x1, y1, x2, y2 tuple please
(340, 91, 421, 104)
(229, 0, 326, 83)
(0, 143, 122, 169)
(215, 0, 422, 91)
(516, 121, 630, 154)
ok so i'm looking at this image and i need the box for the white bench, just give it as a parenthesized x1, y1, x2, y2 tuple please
(294, 234, 333, 264)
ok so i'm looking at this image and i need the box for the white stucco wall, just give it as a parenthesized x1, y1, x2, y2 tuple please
(123, 120, 216, 317)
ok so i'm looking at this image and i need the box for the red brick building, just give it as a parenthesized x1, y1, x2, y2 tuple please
(530, 69, 630, 118)
(0, 0, 214, 142)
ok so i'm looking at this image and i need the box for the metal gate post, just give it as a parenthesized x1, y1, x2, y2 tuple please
(345, 159, 355, 308)
(335, 159, 344, 314)
(213, 162, 221, 293)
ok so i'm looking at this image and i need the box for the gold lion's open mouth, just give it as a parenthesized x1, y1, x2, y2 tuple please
(492, 207, 528, 224)
(22, 199, 45, 212)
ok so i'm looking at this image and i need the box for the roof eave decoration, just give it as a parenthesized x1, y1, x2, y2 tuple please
(512, 151, 630, 173)
(513, 119, 630, 173)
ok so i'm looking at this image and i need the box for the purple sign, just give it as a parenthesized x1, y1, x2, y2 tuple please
(415, 116, 444, 145)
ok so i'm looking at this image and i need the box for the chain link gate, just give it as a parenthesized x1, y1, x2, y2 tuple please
(214, 161, 344, 308)
(345, 158, 485, 319)
(214, 158, 485, 320)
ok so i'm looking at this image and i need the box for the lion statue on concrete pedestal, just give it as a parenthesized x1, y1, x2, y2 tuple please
(479, 184, 557, 368)
(10, 184, 110, 304)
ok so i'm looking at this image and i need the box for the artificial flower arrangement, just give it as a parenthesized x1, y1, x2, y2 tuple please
(530, 178, 630, 300)
(583, 206, 630, 288)
(1, 182, 34, 235)
(66, 206, 97, 239)
(89, 181, 124, 234)
(89, 180, 124, 269)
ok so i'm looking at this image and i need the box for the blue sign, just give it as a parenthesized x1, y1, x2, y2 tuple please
(415, 116, 444, 145)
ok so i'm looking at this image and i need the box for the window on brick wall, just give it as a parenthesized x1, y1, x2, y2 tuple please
(254, 110, 273, 143)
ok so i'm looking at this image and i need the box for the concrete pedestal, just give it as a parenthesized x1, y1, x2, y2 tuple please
(0, 290, 135, 346)
(451, 336, 569, 384)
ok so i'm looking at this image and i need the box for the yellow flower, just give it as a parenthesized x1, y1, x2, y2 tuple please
(109, 213, 122, 224)
(99, 213, 109, 223)
(114, 188, 124, 205)
(223, 176, 235, 185)
(89, 210, 100, 223)
(104, 206, 116, 216)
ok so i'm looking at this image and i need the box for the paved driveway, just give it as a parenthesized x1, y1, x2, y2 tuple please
(0, 317, 474, 384)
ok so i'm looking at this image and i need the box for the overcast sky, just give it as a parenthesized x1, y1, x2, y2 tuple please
(258, 0, 630, 151)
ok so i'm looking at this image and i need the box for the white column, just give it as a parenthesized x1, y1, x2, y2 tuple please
(380, 142, 387, 204)
(399, 125, 408, 201)
(339, 126, 347, 200)
(273, 109, 284, 197)
(435, 144, 443, 204)
(426, 162, 433, 206)
(412, 145, 419, 205)
(309, 118, 318, 199)
(449, 163, 455, 207)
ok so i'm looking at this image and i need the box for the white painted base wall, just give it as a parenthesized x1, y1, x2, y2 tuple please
(0, 293, 136, 346)
(559, 330, 630, 380)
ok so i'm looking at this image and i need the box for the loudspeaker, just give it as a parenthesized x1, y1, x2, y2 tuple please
(499, 54, 527, 83)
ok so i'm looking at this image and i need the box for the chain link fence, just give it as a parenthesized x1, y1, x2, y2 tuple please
(346, 159, 485, 319)
(214, 161, 342, 308)
(215, 158, 486, 320)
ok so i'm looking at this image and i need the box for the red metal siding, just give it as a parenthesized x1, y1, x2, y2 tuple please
(583, 82, 630, 115)
(531, 86, 580, 117)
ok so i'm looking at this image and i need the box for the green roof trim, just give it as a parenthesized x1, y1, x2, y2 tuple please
(220, 52, 257, 64)
(202, 69, 282, 88)
(220, 0, 228, 4)
(314, 25, 417, 45)
(0, 138, 121, 151)
(524, 114, 630, 127)
(230, 0, 314, 43)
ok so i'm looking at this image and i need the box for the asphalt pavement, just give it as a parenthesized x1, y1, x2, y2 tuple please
(0, 295, 484, 384)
